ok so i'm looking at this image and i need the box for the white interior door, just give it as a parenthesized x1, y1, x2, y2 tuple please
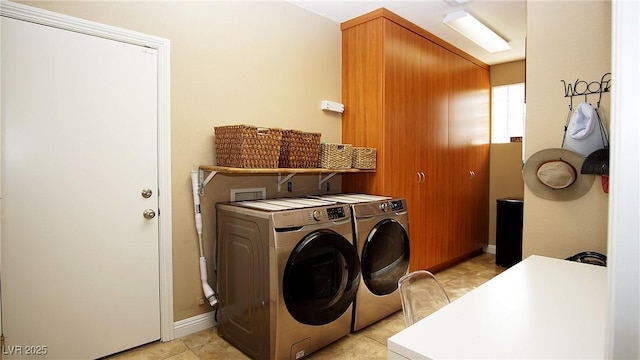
(2, 16, 160, 359)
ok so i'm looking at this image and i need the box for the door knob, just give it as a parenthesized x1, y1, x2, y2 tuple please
(143, 209, 156, 219)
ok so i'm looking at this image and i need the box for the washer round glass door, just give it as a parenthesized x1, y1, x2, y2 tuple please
(362, 218, 410, 295)
(283, 229, 361, 326)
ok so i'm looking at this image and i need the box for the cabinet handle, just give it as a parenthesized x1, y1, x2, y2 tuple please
(416, 171, 426, 184)
(469, 170, 475, 180)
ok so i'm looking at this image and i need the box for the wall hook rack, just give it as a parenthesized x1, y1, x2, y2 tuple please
(561, 72, 611, 111)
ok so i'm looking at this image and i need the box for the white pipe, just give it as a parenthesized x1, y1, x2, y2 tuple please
(191, 170, 217, 307)
(200, 257, 216, 305)
(191, 171, 204, 255)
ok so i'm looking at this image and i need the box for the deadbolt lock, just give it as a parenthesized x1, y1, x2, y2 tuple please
(141, 188, 153, 198)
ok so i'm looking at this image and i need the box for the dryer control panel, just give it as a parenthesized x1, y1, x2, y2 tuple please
(390, 200, 405, 211)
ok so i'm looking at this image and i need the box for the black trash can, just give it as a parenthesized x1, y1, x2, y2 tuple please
(496, 198, 524, 267)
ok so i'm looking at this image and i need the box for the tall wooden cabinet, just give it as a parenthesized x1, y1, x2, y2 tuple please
(341, 9, 490, 271)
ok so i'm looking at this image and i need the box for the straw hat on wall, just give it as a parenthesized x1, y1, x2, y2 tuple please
(523, 148, 595, 201)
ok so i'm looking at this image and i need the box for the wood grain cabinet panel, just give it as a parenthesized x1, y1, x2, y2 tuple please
(341, 9, 490, 271)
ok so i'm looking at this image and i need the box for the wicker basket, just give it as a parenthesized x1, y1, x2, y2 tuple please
(279, 130, 321, 168)
(352, 147, 377, 169)
(318, 143, 353, 169)
(214, 125, 282, 168)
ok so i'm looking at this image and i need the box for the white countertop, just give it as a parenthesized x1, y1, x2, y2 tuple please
(387, 255, 607, 359)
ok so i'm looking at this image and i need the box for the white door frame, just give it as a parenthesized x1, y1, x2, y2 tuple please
(0, 0, 174, 341)
(607, 0, 640, 357)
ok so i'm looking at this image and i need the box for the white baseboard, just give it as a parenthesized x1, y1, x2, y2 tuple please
(484, 244, 496, 254)
(173, 311, 216, 339)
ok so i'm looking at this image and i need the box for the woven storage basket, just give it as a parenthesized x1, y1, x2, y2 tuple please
(214, 125, 282, 168)
(318, 143, 353, 169)
(352, 147, 377, 169)
(279, 130, 321, 168)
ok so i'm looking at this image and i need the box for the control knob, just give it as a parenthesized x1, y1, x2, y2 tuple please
(380, 202, 390, 212)
(312, 210, 322, 221)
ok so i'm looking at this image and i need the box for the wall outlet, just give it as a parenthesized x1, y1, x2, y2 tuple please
(197, 297, 205, 305)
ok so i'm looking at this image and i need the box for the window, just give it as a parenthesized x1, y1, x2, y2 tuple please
(491, 83, 526, 144)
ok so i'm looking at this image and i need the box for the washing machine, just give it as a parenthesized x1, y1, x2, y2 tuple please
(216, 198, 361, 360)
(312, 194, 410, 331)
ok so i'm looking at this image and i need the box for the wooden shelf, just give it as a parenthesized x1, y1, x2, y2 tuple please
(198, 165, 371, 174)
(197, 166, 375, 194)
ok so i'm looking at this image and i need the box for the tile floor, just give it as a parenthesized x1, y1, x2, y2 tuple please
(109, 252, 504, 360)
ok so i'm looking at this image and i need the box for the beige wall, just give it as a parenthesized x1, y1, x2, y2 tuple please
(524, 0, 610, 258)
(488, 61, 525, 247)
(491, 60, 525, 87)
(21, 0, 343, 321)
(18, 0, 613, 325)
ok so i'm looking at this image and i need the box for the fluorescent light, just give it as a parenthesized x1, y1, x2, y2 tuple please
(443, 10, 511, 53)
(443, 0, 470, 6)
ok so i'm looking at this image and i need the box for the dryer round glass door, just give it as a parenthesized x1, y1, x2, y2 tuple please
(362, 218, 410, 295)
(283, 229, 361, 326)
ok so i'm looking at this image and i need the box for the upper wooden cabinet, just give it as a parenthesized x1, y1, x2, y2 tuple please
(341, 9, 490, 271)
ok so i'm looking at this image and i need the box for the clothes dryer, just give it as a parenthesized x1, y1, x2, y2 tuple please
(216, 198, 360, 360)
(313, 194, 410, 331)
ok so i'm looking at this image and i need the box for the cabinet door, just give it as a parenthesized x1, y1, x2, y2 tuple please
(382, 21, 426, 270)
(469, 64, 491, 252)
(447, 54, 490, 258)
(341, 18, 385, 194)
(382, 21, 423, 196)
(414, 40, 450, 270)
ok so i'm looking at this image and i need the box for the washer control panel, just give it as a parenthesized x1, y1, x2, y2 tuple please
(309, 206, 346, 221)
(326, 206, 347, 220)
(309, 206, 348, 222)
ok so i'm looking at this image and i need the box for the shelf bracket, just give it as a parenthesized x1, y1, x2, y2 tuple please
(277, 173, 296, 192)
(198, 169, 218, 196)
(318, 172, 337, 190)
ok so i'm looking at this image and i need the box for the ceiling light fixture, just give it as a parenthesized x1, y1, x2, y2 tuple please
(443, 10, 511, 53)
(443, 0, 470, 7)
